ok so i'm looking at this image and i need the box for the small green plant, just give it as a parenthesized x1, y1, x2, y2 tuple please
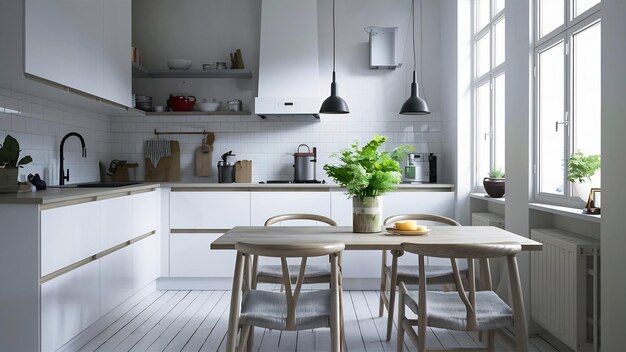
(488, 168, 505, 179)
(323, 135, 413, 198)
(567, 151, 601, 183)
(0, 135, 33, 168)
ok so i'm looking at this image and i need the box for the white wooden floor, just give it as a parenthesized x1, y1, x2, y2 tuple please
(76, 290, 560, 352)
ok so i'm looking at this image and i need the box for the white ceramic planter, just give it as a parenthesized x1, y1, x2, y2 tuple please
(352, 196, 382, 233)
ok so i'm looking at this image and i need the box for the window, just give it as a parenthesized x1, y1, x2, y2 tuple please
(535, 0, 601, 204)
(473, 0, 505, 188)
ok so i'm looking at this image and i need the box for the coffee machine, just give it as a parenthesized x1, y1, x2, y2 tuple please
(404, 153, 437, 183)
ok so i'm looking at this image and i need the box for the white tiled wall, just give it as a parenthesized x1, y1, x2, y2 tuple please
(110, 112, 442, 183)
(0, 88, 110, 185)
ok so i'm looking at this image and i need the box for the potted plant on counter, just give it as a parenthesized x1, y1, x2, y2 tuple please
(483, 168, 505, 198)
(567, 151, 601, 201)
(0, 135, 33, 193)
(324, 135, 413, 233)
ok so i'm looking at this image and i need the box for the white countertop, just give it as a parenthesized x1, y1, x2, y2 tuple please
(0, 182, 455, 205)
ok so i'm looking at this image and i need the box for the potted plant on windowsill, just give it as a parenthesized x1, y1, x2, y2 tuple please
(483, 168, 505, 198)
(0, 135, 33, 193)
(323, 135, 413, 233)
(567, 151, 601, 202)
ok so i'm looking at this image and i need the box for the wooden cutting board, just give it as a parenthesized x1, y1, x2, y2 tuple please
(145, 141, 180, 182)
(235, 160, 252, 183)
(195, 147, 212, 176)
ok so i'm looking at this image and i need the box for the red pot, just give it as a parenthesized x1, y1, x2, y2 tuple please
(167, 95, 196, 111)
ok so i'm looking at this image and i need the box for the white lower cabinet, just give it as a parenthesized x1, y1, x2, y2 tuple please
(100, 245, 134, 314)
(134, 234, 160, 292)
(100, 194, 134, 250)
(41, 260, 100, 352)
(170, 233, 235, 278)
(250, 191, 331, 225)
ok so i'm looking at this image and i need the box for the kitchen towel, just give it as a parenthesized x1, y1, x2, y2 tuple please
(145, 140, 171, 167)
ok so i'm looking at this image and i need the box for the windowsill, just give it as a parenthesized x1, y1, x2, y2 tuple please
(528, 202, 601, 223)
(469, 193, 506, 205)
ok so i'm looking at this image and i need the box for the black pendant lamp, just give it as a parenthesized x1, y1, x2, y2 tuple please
(320, 0, 349, 114)
(400, 0, 430, 115)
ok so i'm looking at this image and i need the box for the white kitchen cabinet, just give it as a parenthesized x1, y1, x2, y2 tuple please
(40, 201, 100, 276)
(132, 190, 159, 236)
(100, 194, 134, 249)
(134, 234, 160, 292)
(250, 191, 331, 225)
(100, 245, 134, 315)
(102, 0, 132, 106)
(170, 191, 250, 229)
(41, 260, 100, 352)
(23, 0, 132, 106)
(25, 0, 104, 98)
(170, 233, 236, 278)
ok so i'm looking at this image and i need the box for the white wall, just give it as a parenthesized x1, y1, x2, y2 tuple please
(601, 0, 626, 348)
(0, 88, 110, 185)
(115, 0, 449, 183)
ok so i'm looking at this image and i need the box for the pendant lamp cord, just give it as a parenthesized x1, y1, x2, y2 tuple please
(412, 0, 416, 75)
(333, 0, 336, 72)
(419, 0, 428, 101)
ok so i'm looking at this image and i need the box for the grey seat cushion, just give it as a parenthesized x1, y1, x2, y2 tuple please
(240, 290, 332, 331)
(384, 261, 468, 281)
(404, 290, 514, 331)
(257, 264, 331, 279)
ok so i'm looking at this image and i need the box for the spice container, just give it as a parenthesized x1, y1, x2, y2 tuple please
(227, 99, 242, 112)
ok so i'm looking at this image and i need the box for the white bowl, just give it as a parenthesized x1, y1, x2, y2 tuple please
(167, 59, 192, 70)
(196, 102, 221, 112)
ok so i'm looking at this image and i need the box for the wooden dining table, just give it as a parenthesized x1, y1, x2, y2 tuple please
(210, 225, 543, 251)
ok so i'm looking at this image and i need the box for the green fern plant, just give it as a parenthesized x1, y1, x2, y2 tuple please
(323, 135, 413, 198)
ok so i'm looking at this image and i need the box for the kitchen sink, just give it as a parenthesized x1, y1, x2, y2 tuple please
(50, 181, 143, 188)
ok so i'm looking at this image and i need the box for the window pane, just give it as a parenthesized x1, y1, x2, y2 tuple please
(539, 42, 565, 195)
(476, 82, 491, 182)
(494, 18, 505, 67)
(573, 22, 601, 184)
(476, 31, 491, 77)
(494, 74, 505, 171)
(476, 0, 490, 32)
(539, 0, 564, 38)
(574, 0, 600, 18)
(494, 0, 505, 15)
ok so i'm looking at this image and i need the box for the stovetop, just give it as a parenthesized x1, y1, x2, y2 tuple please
(259, 180, 326, 184)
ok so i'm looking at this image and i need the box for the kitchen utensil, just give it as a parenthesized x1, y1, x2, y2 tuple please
(195, 138, 212, 177)
(293, 144, 317, 182)
(215, 62, 227, 69)
(202, 63, 213, 70)
(235, 160, 252, 183)
(385, 227, 431, 236)
(217, 151, 236, 183)
(196, 99, 221, 112)
(145, 141, 181, 182)
(206, 132, 215, 150)
(153, 106, 164, 112)
(167, 59, 192, 69)
(227, 99, 242, 112)
(167, 95, 196, 112)
(404, 153, 428, 183)
(108, 160, 139, 182)
(134, 95, 152, 111)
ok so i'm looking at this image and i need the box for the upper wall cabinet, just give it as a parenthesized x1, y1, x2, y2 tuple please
(24, 0, 131, 107)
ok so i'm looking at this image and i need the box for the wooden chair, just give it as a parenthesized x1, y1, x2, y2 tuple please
(252, 214, 338, 289)
(379, 214, 463, 341)
(397, 242, 528, 352)
(226, 242, 345, 352)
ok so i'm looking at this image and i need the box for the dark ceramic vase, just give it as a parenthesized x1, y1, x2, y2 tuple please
(483, 177, 505, 198)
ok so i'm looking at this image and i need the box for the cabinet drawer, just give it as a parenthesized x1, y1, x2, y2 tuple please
(41, 259, 100, 352)
(134, 234, 159, 292)
(133, 190, 158, 236)
(100, 245, 134, 315)
(100, 195, 134, 249)
(41, 201, 100, 276)
(170, 233, 235, 278)
(170, 191, 250, 229)
(250, 191, 331, 225)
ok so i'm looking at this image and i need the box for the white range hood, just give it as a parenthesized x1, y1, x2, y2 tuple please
(255, 0, 321, 119)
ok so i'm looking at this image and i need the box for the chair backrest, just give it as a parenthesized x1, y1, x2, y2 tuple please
(264, 213, 338, 226)
(234, 242, 344, 330)
(384, 213, 460, 226)
(401, 242, 524, 331)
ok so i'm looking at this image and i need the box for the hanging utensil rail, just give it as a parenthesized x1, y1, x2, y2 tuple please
(154, 129, 209, 136)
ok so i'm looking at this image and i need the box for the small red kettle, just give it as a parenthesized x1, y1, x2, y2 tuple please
(167, 95, 196, 111)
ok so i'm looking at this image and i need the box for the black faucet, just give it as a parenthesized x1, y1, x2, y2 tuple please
(59, 132, 87, 185)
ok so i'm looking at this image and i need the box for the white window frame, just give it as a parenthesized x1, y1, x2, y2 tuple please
(472, 0, 505, 191)
(533, 0, 601, 206)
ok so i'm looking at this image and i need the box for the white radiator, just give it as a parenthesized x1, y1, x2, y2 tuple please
(530, 229, 600, 352)
(471, 212, 505, 228)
